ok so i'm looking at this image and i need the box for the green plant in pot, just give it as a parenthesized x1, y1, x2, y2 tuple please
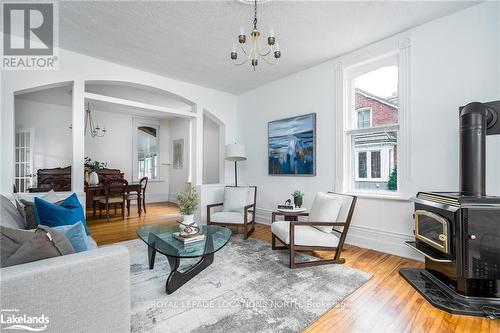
(176, 185, 199, 230)
(291, 190, 304, 208)
(84, 157, 107, 185)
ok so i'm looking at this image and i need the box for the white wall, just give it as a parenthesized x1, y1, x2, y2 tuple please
(14, 99, 73, 178)
(203, 114, 220, 184)
(238, 2, 500, 260)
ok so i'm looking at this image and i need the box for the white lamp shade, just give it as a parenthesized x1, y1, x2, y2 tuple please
(225, 143, 247, 161)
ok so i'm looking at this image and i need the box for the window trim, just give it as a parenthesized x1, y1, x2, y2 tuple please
(132, 117, 161, 182)
(334, 36, 411, 199)
(356, 107, 372, 129)
(347, 56, 399, 193)
(340, 49, 408, 196)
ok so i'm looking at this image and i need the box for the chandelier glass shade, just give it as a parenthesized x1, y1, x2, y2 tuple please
(231, 0, 280, 70)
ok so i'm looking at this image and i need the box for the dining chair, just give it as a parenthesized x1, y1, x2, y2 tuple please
(126, 177, 148, 216)
(99, 179, 128, 222)
(87, 181, 106, 217)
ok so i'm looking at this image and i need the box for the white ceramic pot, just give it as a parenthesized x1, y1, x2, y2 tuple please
(179, 214, 195, 232)
(182, 214, 194, 225)
(89, 171, 99, 185)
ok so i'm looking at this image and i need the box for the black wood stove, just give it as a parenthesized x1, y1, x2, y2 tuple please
(400, 100, 500, 318)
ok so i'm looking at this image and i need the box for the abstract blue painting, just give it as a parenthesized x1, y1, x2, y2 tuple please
(268, 113, 316, 175)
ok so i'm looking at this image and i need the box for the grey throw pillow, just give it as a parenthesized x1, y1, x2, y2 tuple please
(0, 226, 35, 267)
(19, 199, 38, 229)
(0, 195, 26, 229)
(3, 225, 75, 267)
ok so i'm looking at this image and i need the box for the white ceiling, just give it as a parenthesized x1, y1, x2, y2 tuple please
(59, 1, 480, 94)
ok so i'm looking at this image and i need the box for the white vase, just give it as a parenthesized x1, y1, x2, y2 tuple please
(89, 171, 99, 185)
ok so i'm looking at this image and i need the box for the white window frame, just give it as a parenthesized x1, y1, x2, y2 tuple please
(132, 118, 161, 182)
(334, 37, 411, 199)
(356, 107, 372, 129)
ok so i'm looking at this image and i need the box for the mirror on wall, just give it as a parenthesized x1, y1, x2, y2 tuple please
(14, 84, 73, 193)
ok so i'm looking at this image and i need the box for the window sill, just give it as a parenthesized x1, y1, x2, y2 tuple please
(343, 191, 411, 202)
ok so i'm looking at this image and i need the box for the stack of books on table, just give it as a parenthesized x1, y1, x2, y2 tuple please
(173, 232, 205, 244)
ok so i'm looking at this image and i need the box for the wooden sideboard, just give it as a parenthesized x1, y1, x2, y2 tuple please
(27, 166, 72, 192)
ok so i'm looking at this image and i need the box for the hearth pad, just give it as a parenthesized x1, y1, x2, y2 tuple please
(399, 268, 500, 318)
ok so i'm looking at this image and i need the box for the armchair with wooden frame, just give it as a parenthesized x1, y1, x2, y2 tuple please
(207, 186, 257, 239)
(271, 192, 357, 269)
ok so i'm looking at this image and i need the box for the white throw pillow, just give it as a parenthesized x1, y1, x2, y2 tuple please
(308, 192, 342, 233)
(17, 190, 60, 204)
(41, 190, 60, 203)
(223, 187, 250, 212)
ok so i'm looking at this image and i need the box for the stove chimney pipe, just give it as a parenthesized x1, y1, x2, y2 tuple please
(459, 102, 487, 197)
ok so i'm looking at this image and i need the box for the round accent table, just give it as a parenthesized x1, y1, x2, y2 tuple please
(272, 208, 308, 222)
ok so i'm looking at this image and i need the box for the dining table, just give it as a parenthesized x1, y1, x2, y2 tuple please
(85, 183, 143, 217)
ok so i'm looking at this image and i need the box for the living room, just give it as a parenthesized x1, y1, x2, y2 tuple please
(1, 1, 499, 332)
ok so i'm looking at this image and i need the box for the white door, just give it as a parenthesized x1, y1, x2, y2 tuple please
(15, 129, 34, 192)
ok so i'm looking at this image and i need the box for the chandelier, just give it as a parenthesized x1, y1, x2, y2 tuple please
(230, 0, 281, 70)
(84, 102, 106, 137)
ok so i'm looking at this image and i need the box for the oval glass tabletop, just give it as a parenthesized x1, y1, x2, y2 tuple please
(136, 224, 232, 258)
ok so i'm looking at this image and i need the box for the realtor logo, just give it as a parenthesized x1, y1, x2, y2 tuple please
(1, 309, 49, 331)
(2, 2, 59, 69)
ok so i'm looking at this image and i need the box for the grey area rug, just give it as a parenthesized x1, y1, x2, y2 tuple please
(122, 235, 372, 333)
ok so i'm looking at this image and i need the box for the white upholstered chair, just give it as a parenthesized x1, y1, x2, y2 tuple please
(271, 192, 357, 269)
(207, 186, 257, 239)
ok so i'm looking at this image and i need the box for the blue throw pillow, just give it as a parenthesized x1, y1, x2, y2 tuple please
(50, 221, 89, 252)
(34, 193, 90, 235)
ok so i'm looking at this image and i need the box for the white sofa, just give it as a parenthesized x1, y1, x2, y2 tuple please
(0, 194, 131, 333)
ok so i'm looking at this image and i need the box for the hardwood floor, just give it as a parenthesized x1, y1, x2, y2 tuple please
(86, 201, 181, 245)
(89, 202, 499, 333)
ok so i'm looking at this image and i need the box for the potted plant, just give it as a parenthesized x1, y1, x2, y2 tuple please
(291, 190, 304, 208)
(84, 157, 107, 185)
(176, 185, 199, 229)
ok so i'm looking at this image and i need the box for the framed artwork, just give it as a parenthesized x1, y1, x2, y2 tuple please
(268, 113, 316, 176)
(173, 139, 184, 169)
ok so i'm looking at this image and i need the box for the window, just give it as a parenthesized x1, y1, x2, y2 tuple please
(358, 152, 367, 178)
(345, 57, 399, 193)
(133, 120, 160, 181)
(357, 108, 372, 128)
(371, 151, 381, 178)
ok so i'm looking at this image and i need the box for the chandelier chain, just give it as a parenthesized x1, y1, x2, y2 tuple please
(253, 0, 257, 29)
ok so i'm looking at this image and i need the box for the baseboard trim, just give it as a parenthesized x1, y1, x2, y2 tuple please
(253, 207, 423, 261)
(145, 192, 170, 203)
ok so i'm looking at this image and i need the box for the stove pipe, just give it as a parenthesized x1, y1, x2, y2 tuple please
(459, 102, 487, 197)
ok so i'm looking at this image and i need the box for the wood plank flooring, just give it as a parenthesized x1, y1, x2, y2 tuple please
(88, 202, 499, 333)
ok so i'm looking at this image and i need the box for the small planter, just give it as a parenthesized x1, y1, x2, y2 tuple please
(179, 214, 195, 232)
(293, 196, 303, 208)
(182, 214, 194, 225)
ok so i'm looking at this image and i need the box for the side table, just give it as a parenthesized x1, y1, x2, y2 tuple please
(271, 208, 308, 222)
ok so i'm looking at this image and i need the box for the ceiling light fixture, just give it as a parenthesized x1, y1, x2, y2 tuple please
(230, 0, 280, 70)
(70, 102, 107, 137)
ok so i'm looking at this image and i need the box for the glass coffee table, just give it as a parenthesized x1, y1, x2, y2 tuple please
(137, 224, 232, 294)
